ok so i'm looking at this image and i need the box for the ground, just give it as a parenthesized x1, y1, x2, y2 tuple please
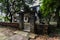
(0, 26, 29, 40)
(0, 26, 60, 40)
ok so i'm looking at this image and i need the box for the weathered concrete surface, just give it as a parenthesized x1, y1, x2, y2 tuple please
(29, 33, 37, 39)
(14, 30, 29, 37)
(0, 33, 8, 40)
(6, 35, 28, 40)
(0, 26, 29, 40)
(0, 26, 60, 40)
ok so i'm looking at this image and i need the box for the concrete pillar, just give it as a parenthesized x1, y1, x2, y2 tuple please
(30, 11, 35, 33)
(19, 13, 24, 30)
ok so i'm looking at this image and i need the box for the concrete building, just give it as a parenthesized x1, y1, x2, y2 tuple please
(12, 0, 40, 22)
(12, 0, 40, 32)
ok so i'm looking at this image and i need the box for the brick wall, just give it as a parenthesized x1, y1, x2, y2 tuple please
(0, 22, 19, 28)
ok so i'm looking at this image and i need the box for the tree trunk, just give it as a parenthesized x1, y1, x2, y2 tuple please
(6, 0, 13, 22)
(55, 7, 60, 28)
(10, 13, 12, 22)
(59, 16, 60, 27)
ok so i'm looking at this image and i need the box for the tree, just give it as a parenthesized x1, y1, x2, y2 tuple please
(0, 0, 33, 22)
(40, 0, 60, 35)
(40, 0, 60, 26)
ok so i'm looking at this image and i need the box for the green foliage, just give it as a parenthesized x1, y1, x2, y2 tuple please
(40, 0, 60, 17)
(0, 0, 33, 22)
(0, 0, 4, 3)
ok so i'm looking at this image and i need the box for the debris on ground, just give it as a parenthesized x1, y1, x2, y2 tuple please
(0, 26, 60, 40)
(29, 33, 37, 39)
(6, 34, 28, 40)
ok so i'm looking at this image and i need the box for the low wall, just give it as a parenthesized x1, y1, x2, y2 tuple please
(35, 24, 57, 35)
(0, 22, 19, 28)
(0, 22, 56, 35)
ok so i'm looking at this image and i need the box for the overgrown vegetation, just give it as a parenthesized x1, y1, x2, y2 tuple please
(40, 0, 60, 26)
(0, 0, 33, 22)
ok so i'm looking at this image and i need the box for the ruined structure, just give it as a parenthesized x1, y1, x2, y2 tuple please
(12, 10, 35, 33)
(12, 0, 40, 33)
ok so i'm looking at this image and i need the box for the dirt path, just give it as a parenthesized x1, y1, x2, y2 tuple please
(0, 26, 29, 40)
(0, 26, 60, 40)
(30, 36, 60, 40)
